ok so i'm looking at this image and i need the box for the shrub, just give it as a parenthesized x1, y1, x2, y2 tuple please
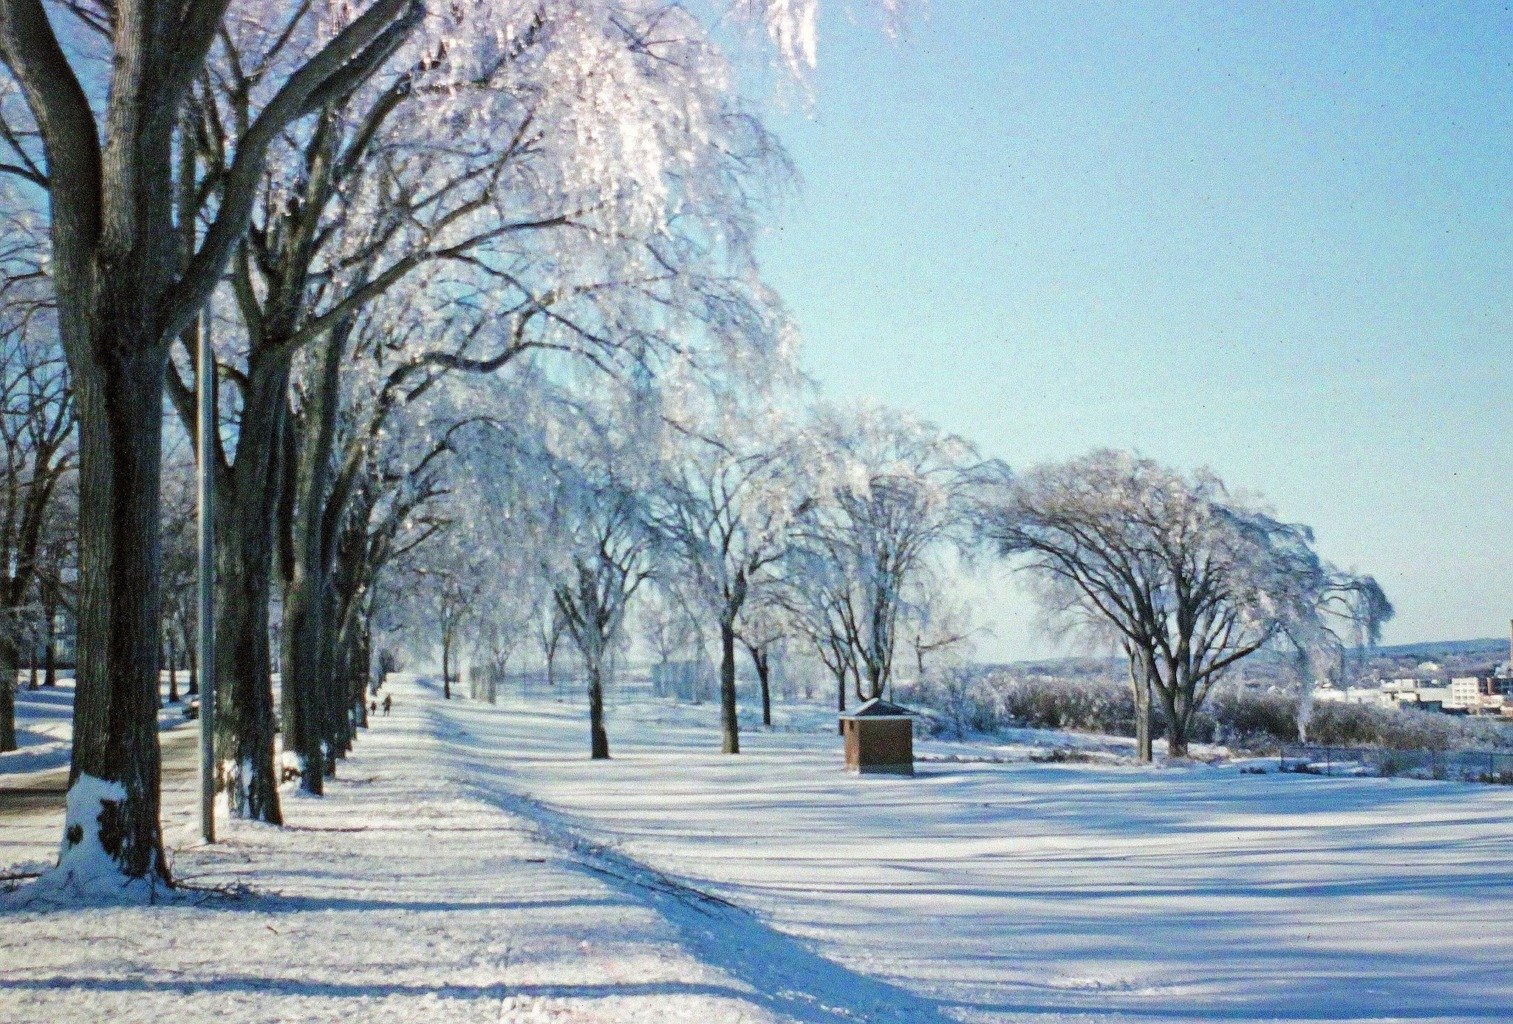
(903, 669, 1513, 754)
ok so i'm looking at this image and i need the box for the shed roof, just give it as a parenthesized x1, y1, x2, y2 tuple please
(840, 697, 916, 719)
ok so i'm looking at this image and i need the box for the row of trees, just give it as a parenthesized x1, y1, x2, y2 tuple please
(0, 0, 882, 885)
(411, 399, 1390, 767)
(1, 0, 1386, 891)
(415, 387, 981, 760)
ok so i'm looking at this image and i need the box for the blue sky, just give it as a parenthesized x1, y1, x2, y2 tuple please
(756, 2, 1512, 661)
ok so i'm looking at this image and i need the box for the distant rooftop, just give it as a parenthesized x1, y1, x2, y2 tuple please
(841, 697, 916, 719)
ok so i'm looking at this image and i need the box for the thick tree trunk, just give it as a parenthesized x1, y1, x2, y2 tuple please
(217, 530, 284, 819)
(352, 621, 370, 731)
(587, 655, 609, 760)
(282, 328, 351, 796)
(63, 358, 171, 883)
(719, 619, 739, 754)
(1159, 684, 1192, 759)
(0, 635, 17, 753)
(280, 574, 330, 795)
(181, 349, 286, 819)
(836, 665, 846, 734)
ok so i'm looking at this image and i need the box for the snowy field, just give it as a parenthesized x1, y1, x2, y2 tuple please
(444, 675, 1513, 1023)
(4, 673, 1512, 1023)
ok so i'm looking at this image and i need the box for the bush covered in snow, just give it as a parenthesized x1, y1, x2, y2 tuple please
(904, 669, 1513, 753)
(904, 670, 1137, 739)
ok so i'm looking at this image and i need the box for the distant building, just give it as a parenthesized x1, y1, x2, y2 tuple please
(1314, 683, 1390, 707)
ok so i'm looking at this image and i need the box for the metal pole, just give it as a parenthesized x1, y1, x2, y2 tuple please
(197, 309, 216, 844)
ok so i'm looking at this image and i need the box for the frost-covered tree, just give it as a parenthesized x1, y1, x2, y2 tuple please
(901, 573, 976, 684)
(735, 596, 790, 726)
(1, 0, 879, 884)
(501, 400, 656, 760)
(0, 0, 436, 883)
(972, 450, 1392, 759)
(648, 404, 811, 753)
(786, 404, 974, 703)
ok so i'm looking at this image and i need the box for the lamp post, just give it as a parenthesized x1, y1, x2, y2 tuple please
(196, 309, 216, 843)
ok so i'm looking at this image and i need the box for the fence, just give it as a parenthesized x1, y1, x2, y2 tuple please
(1278, 743, 1513, 784)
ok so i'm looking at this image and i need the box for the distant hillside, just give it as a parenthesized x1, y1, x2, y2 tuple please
(972, 638, 1510, 683)
(1374, 637, 1508, 660)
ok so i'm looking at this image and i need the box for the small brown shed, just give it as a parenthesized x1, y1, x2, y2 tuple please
(840, 698, 916, 776)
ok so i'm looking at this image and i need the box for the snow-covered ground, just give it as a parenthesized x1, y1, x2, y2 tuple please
(4, 674, 1511, 1023)
(443, 675, 1513, 1023)
(2, 675, 197, 777)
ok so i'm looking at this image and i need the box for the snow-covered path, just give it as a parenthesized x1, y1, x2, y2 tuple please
(437, 678, 1513, 1024)
(2, 676, 945, 1024)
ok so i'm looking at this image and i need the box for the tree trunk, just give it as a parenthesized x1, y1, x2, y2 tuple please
(442, 637, 452, 700)
(587, 655, 609, 760)
(748, 645, 772, 728)
(719, 619, 739, 754)
(210, 356, 289, 818)
(836, 664, 846, 734)
(42, 608, 57, 688)
(1127, 649, 1153, 764)
(280, 567, 331, 795)
(186, 628, 198, 696)
(166, 632, 179, 703)
(0, 635, 16, 753)
(353, 614, 371, 730)
(1159, 684, 1191, 759)
(218, 544, 284, 818)
(282, 327, 351, 796)
(63, 358, 171, 883)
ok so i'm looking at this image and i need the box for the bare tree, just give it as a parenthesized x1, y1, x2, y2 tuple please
(788, 405, 974, 703)
(649, 420, 810, 754)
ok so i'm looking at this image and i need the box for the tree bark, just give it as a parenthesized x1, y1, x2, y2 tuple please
(41, 601, 56, 683)
(1158, 683, 1192, 758)
(186, 627, 198, 696)
(587, 655, 609, 760)
(166, 631, 179, 703)
(64, 358, 172, 882)
(747, 644, 772, 728)
(1126, 648, 1153, 763)
(42, 607, 57, 688)
(282, 327, 350, 796)
(0, 635, 17, 752)
(719, 618, 739, 754)
(219, 558, 283, 817)
(208, 357, 289, 819)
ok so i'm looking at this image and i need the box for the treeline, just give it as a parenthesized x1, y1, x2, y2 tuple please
(3, 0, 1395, 895)
(0, 0, 866, 888)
